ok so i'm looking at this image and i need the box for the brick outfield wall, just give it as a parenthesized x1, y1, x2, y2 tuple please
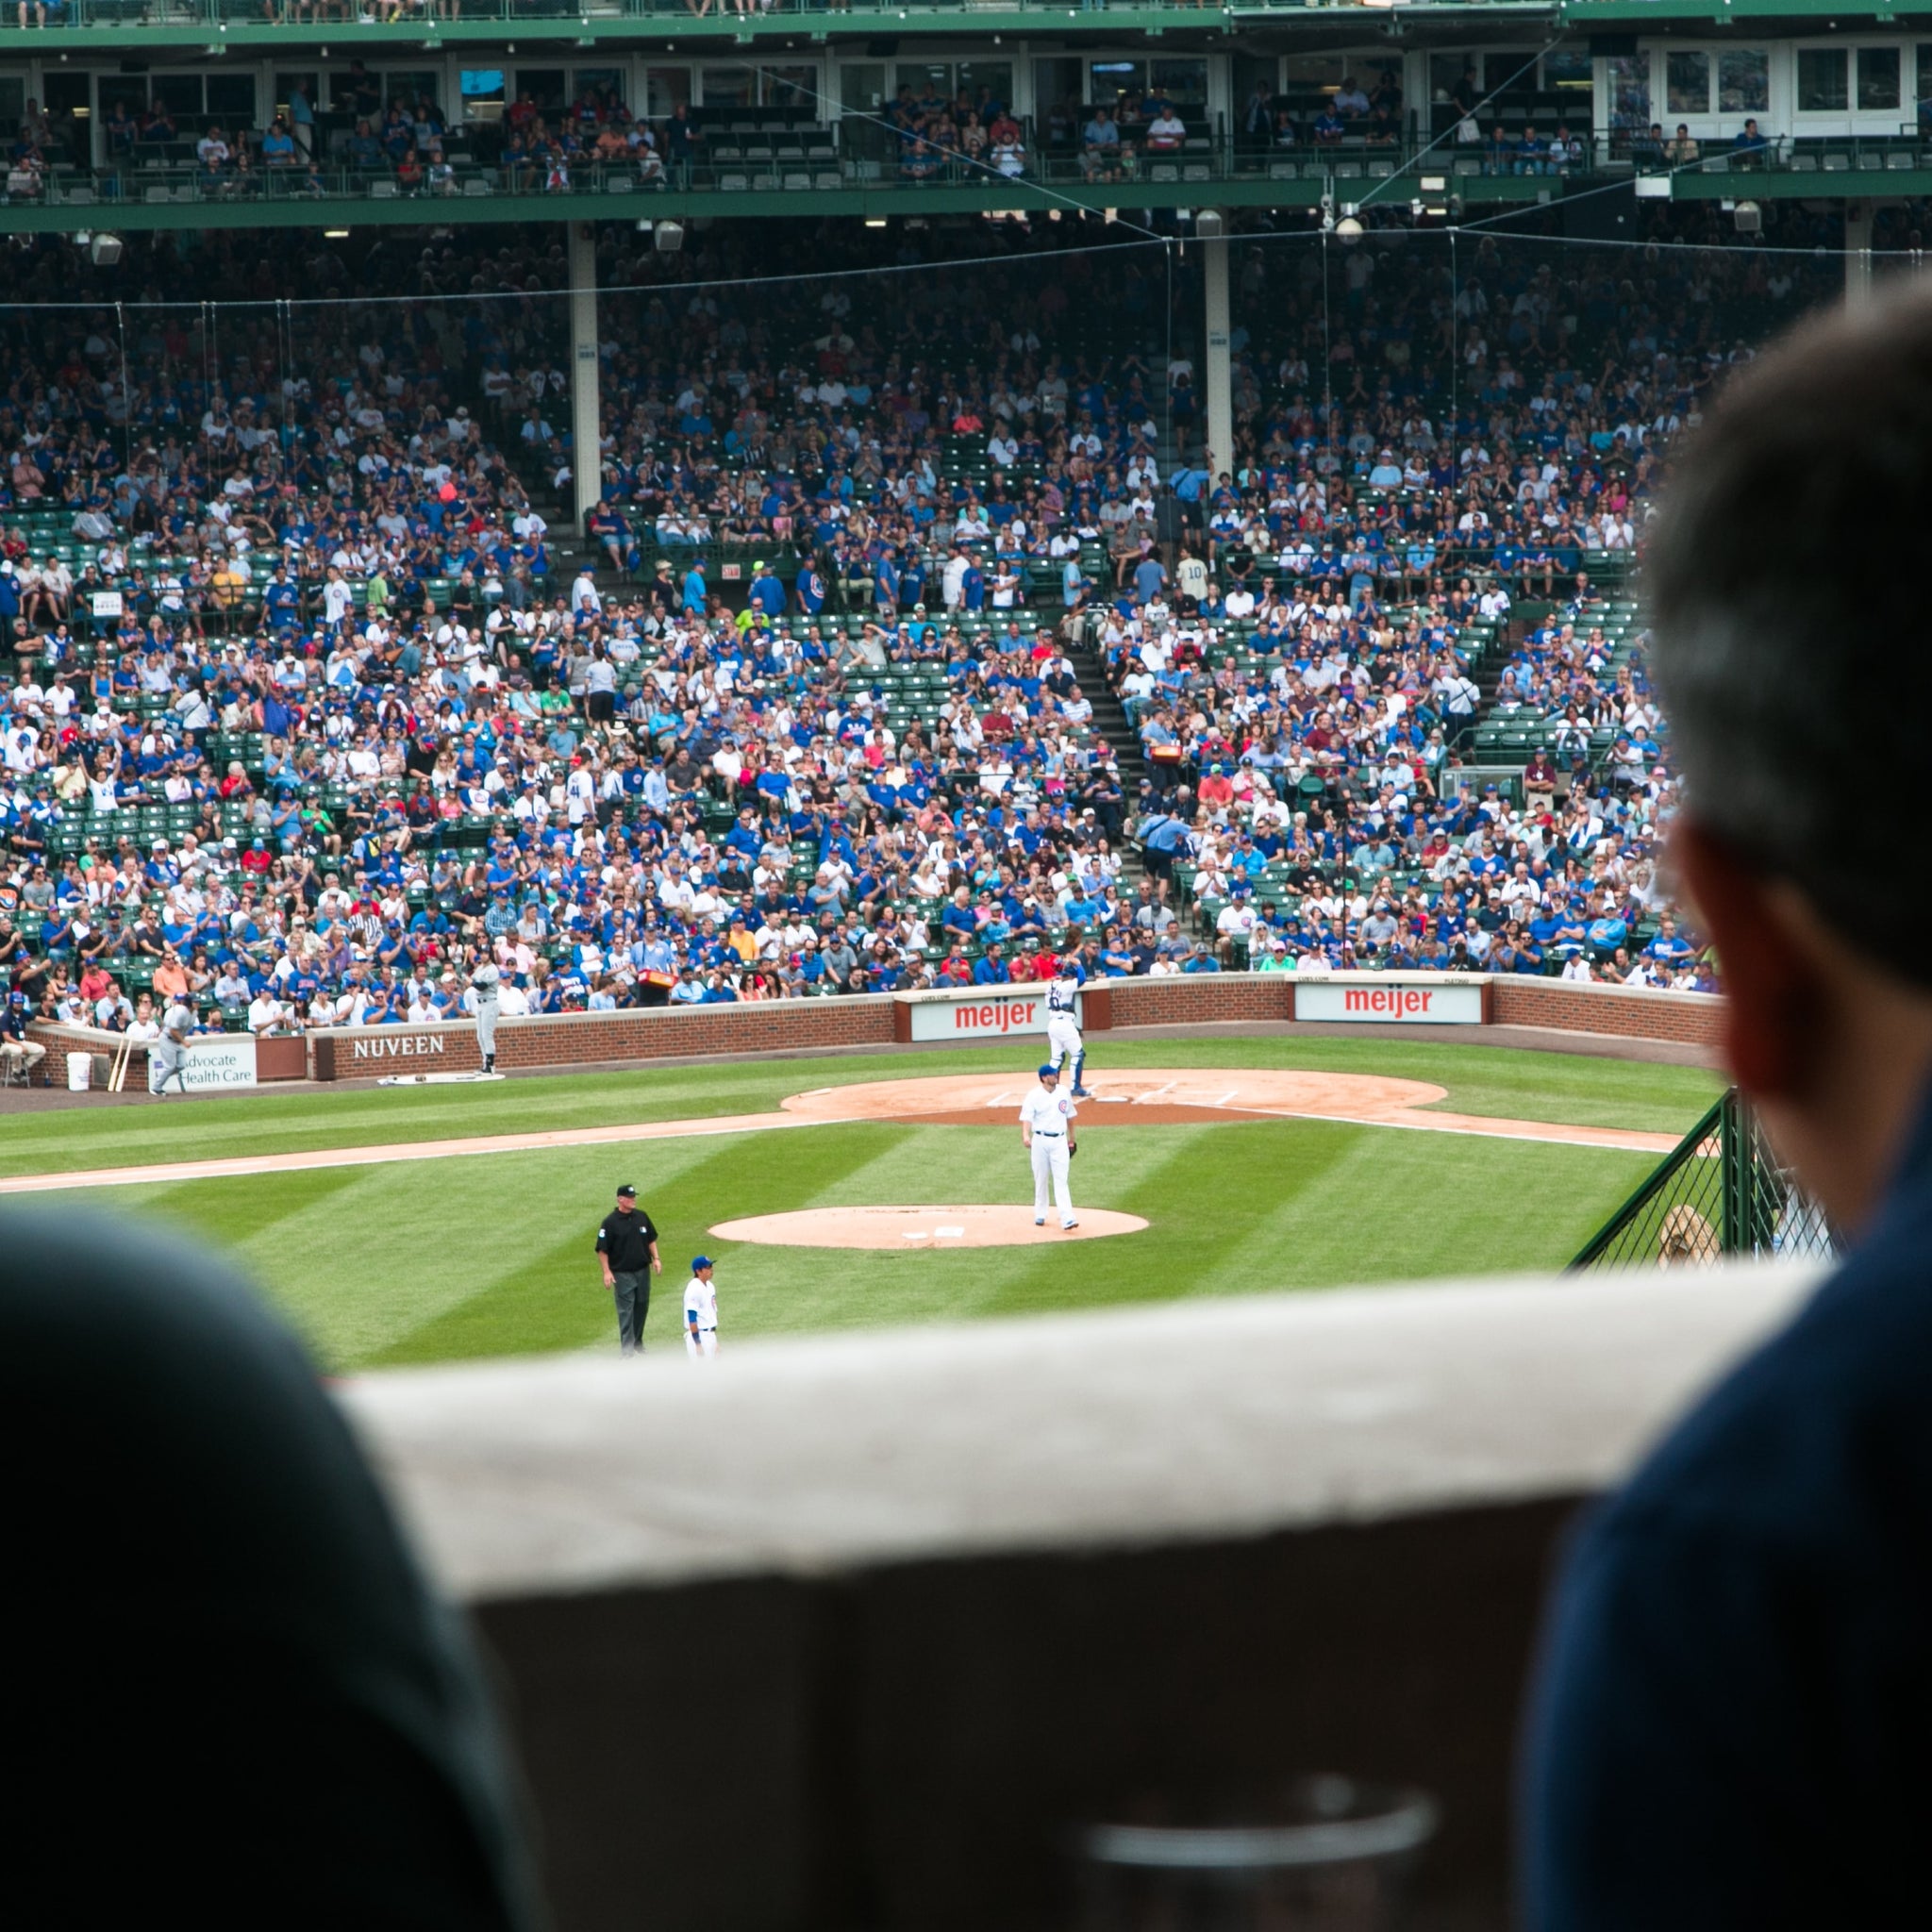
(305, 993, 901, 1080)
(25, 975, 1724, 1086)
(1106, 973, 1729, 1048)
(22, 1023, 149, 1086)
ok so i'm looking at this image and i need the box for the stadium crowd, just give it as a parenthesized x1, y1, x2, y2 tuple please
(0, 209, 1851, 1066)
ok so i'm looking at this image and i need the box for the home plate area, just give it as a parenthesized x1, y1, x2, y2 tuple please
(708, 1206, 1151, 1250)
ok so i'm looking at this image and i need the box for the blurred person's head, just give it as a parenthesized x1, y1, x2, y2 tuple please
(1651, 286, 1932, 1230)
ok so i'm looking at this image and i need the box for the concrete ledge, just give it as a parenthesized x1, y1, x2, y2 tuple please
(343, 1269, 1811, 1603)
(342, 1268, 1814, 1932)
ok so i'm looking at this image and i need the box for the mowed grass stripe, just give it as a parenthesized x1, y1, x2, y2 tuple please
(1204, 1125, 1659, 1293)
(5, 1108, 1686, 1373)
(0, 1037, 1722, 1179)
(125, 1164, 371, 1252)
(375, 1123, 910, 1369)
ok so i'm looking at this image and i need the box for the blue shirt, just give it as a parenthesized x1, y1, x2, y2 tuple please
(1524, 1091, 1932, 1927)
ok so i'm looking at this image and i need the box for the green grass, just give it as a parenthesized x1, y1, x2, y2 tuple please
(1, 1038, 1717, 1373)
(18, 1113, 1664, 1374)
(0, 1036, 1719, 1179)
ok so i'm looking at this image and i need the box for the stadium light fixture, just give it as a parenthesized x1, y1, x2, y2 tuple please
(324, 229, 350, 241)
(1420, 175, 1447, 194)
(864, 217, 888, 227)
(1335, 215, 1364, 243)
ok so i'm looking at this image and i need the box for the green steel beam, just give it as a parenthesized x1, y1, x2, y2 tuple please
(1563, 0, 1896, 21)
(0, 0, 1563, 48)
(1670, 166, 1932, 197)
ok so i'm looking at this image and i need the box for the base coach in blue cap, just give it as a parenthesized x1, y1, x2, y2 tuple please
(595, 1182, 661, 1355)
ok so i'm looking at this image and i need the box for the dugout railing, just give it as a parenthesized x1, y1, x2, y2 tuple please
(1571, 1088, 1836, 1272)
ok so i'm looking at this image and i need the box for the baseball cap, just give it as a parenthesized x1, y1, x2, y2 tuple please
(616, 1183, 637, 1198)
(691, 1255, 713, 1272)
(1038, 1062, 1058, 1078)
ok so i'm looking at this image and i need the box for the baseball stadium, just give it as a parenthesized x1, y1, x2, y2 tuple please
(0, 0, 1915, 1926)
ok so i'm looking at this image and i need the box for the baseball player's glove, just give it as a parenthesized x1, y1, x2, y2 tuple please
(1068, 1140, 1078, 1159)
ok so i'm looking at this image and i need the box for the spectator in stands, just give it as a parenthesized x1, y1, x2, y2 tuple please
(1526, 283, 1932, 1932)
(1083, 106, 1123, 182)
(287, 79, 315, 157)
(1144, 103, 1186, 154)
(664, 102, 698, 188)
(6, 1212, 541, 1925)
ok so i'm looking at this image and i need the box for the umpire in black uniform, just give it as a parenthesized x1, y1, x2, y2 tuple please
(595, 1183, 661, 1355)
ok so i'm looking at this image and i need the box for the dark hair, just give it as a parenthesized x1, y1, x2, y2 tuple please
(1648, 287, 1932, 982)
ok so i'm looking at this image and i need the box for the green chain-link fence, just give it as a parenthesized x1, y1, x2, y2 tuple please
(1572, 1090, 1837, 1271)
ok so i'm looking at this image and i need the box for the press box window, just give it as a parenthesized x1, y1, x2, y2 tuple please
(1857, 46, 1901, 113)
(1717, 51, 1769, 116)
(1666, 52, 1709, 117)
(1797, 48, 1849, 114)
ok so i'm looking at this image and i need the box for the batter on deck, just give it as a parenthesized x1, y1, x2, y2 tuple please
(1018, 1061, 1080, 1229)
(1043, 946, 1091, 1097)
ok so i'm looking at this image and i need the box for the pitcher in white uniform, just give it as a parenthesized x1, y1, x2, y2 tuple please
(684, 1256, 720, 1359)
(1043, 950, 1090, 1097)
(1018, 1062, 1080, 1229)
(468, 958, 502, 1073)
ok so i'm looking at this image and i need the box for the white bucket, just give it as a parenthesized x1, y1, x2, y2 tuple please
(67, 1051, 93, 1091)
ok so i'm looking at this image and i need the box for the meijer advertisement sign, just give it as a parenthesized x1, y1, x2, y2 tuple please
(906, 991, 1082, 1043)
(1293, 981, 1486, 1025)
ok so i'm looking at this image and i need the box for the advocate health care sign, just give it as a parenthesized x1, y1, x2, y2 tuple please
(1293, 980, 1486, 1025)
(180, 1035, 259, 1089)
(905, 989, 1081, 1042)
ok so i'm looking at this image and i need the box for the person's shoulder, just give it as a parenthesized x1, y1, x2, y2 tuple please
(1603, 1206, 1932, 1558)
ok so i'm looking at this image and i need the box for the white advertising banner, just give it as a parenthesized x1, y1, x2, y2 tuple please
(904, 990, 1083, 1043)
(1293, 981, 1486, 1025)
(182, 1035, 258, 1089)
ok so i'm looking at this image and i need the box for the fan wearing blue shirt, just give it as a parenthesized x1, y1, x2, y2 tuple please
(1524, 293, 1932, 1932)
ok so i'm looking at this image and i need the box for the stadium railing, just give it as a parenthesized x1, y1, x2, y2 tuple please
(1572, 1088, 1837, 1271)
(21, 137, 1607, 210)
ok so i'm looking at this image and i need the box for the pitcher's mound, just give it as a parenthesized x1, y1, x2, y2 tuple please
(708, 1205, 1150, 1250)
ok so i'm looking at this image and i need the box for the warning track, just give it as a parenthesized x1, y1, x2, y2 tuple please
(0, 1067, 1680, 1197)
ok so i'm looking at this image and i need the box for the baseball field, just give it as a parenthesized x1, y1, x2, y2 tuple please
(1, 1035, 1719, 1373)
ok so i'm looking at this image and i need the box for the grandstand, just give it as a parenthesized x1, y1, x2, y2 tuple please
(0, 3, 1907, 1066)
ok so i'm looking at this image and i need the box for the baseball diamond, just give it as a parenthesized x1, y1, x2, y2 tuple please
(0, 1034, 1719, 1373)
